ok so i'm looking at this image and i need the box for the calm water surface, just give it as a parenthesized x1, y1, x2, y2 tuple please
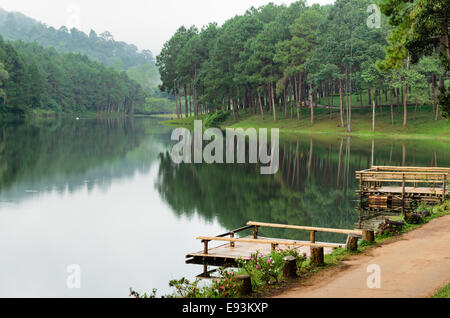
(0, 117, 448, 297)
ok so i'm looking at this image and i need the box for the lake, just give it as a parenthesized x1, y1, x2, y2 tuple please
(0, 117, 448, 297)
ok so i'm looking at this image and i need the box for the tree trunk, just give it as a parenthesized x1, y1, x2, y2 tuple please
(372, 89, 376, 132)
(258, 91, 264, 120)
(193, 85, 198, 119)
(339, 78, 345, 127)
(309, 83, 314, 125)
(271, 84, 277, 121)
(403, 82, 408, 128)
(310, 246, 324, 266)
(390, 87, 394, 126)
(432, 74, 436, 115)
(297, 74, 302, 121)
(436, 76, 444, 121)
(184, 84, 188, 118)
(347, 78, 352, 133)
(346, 235, 359, 252)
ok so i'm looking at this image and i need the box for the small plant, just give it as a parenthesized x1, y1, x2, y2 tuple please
(237, 249, 307, 288)
(204, 109, 231, 127)
(168, 277, 203, 298)
(129, 288, 157, 299)
(208, 268, 242, 298)
(278, 247, 308, 268)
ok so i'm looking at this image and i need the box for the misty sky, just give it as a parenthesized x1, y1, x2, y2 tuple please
(0, 0, 335, 56)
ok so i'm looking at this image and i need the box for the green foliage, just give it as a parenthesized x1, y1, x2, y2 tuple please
(129, 288, 157, 299)
(236, 249, 307, 289)
(139, 97, 176, 114)
(208, 269, 242, 298)
(0, 36, 144, 115)
(130, 249, 307, 298)
(204, 109, 231, 127)
(379, 0, 450, 117)
(433, 284, 450, 298)
(0, 8, 160, 94)
(130, 268, 242, 299)
(157, 0, 448, 124)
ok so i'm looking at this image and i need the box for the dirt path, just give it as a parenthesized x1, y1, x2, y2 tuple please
(275, 215, 450, 298)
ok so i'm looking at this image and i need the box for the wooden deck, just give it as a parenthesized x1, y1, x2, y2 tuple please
(186, 236, 343, 266)
(186, 221, 363, 267)
(356, 166, 449, 204)
(364, 186, 448, 196)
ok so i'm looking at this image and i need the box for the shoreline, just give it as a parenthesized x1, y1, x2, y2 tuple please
(257, 201, 450, 299)
(160, 110, 450, 141)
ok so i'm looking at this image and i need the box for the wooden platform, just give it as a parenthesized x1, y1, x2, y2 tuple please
(356, 166, 448, 204)
(186, 236, 343, 266)
(364, 186, 448, 196)
(186, 221, 362, 267)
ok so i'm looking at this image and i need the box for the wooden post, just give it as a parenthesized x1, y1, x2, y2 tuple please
(230, 232, 235, 248)
(310, 231, 316, 244)
(443, 174, 447, 202)
(253, 226, 259, 239)
(346, 234, 359, 252)
(203, 240, 209, 255)
(360, 177, 364, 200)
(202, 264, 209, 278)
(402, 173, 406, 201)
(282, 256, 298, 279)
(235, 275, 252, 296)
(310, 246, 324, 266)
(362, 230, 375, 242)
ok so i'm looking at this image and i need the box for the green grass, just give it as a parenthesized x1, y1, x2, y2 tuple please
(433, 284, 450, 298)
(148, 113, 179, 119)
(223, 108, 450, 140)
(161, 106, 450, 140)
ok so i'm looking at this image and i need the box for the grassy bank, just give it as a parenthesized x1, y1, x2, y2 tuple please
(253, 200, 450, 298)
(433, 284, 450, 298)
(162, 107, 450, 140)
(130, 200, 450, 299)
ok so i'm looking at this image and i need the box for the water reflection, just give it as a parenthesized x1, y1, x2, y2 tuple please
(156, 135, 450, 243)
(0, 117, 170, 204)
(0, 116, 448, 297)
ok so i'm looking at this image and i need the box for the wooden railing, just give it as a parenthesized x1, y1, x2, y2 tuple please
(356, 166, 448, 201)
(197, 222, 368, 255)
(371, 166, 450, 173)
(246, 221, 362, 243)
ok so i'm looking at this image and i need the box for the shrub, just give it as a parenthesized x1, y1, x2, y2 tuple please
(204, 110, 231, 127)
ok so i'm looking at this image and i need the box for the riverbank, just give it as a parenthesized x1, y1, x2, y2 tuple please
(129, 200, 450, 299)
(162, 107, 450, 140)
(265, 201, 450, 298)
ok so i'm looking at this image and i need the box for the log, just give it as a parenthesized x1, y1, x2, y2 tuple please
(362, 230, 375, 242)
(310, 246, 324, 266)
(282, 256, 298, 279)
(346, 234, 359, 252)
(376, 218, 404, 235)
(405, 212, 424, 224)
(417, 210, 431, 218)
(235, 275, 252, 296)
